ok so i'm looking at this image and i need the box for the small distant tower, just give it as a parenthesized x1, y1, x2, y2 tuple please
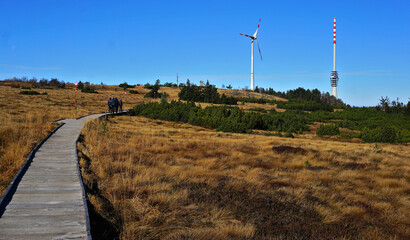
(176, 70, 179, 86)
(199, 81, 204, 86)
(331, 17, 339, 98)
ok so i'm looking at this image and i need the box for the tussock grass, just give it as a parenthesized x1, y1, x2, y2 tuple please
(79, 116, 410, 239)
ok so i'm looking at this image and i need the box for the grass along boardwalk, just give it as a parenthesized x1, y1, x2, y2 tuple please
(0, 113, 107, 240)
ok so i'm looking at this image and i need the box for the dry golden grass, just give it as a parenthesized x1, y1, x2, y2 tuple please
(79, 115, 410, 239)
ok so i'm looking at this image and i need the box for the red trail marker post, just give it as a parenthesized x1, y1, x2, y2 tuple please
(74, 82, 78, 119)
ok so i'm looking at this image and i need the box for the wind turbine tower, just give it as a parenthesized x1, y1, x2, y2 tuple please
(330, 17, 339, 98)
(240, 19, 262, 91)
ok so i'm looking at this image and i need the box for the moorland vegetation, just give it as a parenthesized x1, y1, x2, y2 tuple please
(78, 115, 410, 239)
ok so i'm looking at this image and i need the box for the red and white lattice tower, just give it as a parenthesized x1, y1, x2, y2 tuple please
(331, 17, 339, 98)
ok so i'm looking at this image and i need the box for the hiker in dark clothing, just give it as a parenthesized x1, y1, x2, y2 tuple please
(114, 97, 119, 114)
(108, 98, 112, 113)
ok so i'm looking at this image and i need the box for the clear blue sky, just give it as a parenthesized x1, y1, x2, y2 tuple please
(1, 0, 409, 106)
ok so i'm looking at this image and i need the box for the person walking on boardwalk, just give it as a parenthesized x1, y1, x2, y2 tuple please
(114, 97, 119, 113)
(108, 98, 112, 113)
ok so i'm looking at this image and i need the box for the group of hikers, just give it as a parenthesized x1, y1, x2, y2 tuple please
(108, 97, 123, 114)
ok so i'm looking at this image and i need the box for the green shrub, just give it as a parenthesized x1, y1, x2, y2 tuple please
(277, 100, 334, 112)
(239, 97, 276, 105)
(144, 83, 153, 89)
(41, 92, 48, 95)
(129, 90, 139, 94)
(361, 126, 401, 143)
(21, 86, 31, 90)
(284, 131, 295, 138)
(340, 132, 361, 139)
(20, 90, 41, 95)
(248, 108, 268, 113)
(77, 81, 84, 90)
(216, 120, 248, 133)
(11, 84, 20, 88)
(119, 82, 135, 90)
(144, 85, 162, 98)
(81, 87, 98, 93)
(316, 124, 340, 136)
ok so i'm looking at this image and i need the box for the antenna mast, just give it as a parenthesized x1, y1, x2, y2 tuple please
(331, 17, 339, 98)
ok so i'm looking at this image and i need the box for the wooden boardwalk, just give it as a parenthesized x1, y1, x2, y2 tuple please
(0, 113, 106, 240)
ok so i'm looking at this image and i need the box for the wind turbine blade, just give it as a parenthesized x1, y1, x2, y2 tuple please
(254, 18, 261, 37)
(256, 39, 262, 60)
(240, 33, 251, 38)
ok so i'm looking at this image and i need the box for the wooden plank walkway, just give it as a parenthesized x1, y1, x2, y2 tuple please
(0, 113, 107, 240)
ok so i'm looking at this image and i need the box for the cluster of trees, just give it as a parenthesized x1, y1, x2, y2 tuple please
(178, 80, 237, 105)
(361, 125, 402, 143)
(254, 86, 345, 106)
(129, 101, 309, 134)
(119, 82, 135, 90)
(144, 79, 178, 89)
(3, 77, 66, 88)
(376, 96, 410, 115)
(143, 80, 168, 99)
(77, 81, 98, 93)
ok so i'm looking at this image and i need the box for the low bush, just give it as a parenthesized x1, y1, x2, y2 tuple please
(20, 90, 41, 95)
(361, 126, 401, 143)
(81, 86, 98, 94)
(248, 107, 268, 113)
(340, 132, 361, 139)
(21, 86, 31, 90)
(316, 124, 340, 136)
(128, 90, 138, 94)
(119, 82, 135, 90)
(144, 83, 154, 89)
(11, 84, 20, 88)
(144, 85, 162, 98)
(284, 131, 295, 138)
(277, 100, 334, 112)
(239, 97, 276, 105)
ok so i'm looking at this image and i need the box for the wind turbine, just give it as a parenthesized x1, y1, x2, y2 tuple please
(240, 18, 262, 91)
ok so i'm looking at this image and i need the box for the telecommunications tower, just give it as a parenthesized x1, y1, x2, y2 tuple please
(330, 17, 339, 98)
